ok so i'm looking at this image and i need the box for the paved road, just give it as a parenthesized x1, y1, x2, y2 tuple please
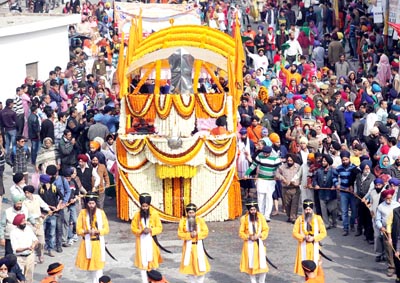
(0, 163, 391, 283)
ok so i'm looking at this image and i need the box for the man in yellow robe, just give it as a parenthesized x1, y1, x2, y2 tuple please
(292, 199, 327, 277)
(75, 193, 109, 283)
(178, 203, 210, 283)
(239, 200, 269, 283)
(131, 193, 163, 283)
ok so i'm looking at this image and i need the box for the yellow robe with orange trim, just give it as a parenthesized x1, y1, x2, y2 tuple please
(131, 208, 163, 270)
(239, 212, 269, 275)
(292, 214, 326, 276)
(75, 209, 109, 271)
(178, 217, 210, 276)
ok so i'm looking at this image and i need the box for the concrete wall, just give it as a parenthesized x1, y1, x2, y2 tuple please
(0, 14, 81, 104)
(0, 25, 69, 104)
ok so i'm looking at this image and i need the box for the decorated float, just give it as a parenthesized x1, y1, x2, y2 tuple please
(115, 8, 244, 222)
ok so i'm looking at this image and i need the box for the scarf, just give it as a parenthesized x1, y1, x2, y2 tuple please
(140, 217, 153, 268)
(299, 215, 319, 264)
(183, 218, 206, 272)
(247, 214, 267, 269)
(84, 209, 105, 261)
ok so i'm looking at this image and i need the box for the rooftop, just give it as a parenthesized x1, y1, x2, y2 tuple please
(0, 13, 81, 37)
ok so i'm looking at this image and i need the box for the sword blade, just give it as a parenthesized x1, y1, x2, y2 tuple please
(319, 250, 334, 262)
(266, 255, 278, 270)
(202, 240, 214, 260)
(105, 246, 118, 261)
(152, 235, 172, 254)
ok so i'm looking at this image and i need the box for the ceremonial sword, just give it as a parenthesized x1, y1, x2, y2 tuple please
(251, 221, 278, 270)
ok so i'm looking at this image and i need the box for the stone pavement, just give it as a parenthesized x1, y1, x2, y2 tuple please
(0, 163, 393, 283)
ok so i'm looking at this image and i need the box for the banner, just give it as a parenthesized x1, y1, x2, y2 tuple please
(388, 0, 400, 36)
(114, 3, 201, 37)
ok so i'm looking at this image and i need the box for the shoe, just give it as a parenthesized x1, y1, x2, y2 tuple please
(62, 242, 71, 248)
(387, 269, 395, 277)
(47, 250, 55, 257)
(291, 220, 296, 224)
(355, 231, 362, 237)
(286, 218, 292, 223)
(368, 240, 374, 245)
(266, 219, 271, 222)
(56, 247, 63, 253)
(342, 230, 349, 236)
(67, 239, 74, 245)
(271, 211, 278, 216)
(72, 234, 79, 242)
(350, 225, 355, 232)
(338, 215, 343, 221)
(375, 255, 383, 262)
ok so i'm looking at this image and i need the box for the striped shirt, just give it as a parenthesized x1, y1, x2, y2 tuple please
(13, 96, 24, 116)
(245, 153, 281, 180)
(332, 163, 357, 191)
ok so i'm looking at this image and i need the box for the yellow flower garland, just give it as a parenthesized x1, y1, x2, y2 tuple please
(118, 164, 237, 222)
(156, 164, 197, 179)
(144, 137, 204, 165)
(126, 94, 156, 119)
(154, 94, 173, 119)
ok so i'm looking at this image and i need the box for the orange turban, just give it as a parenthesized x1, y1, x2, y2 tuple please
(269, 133, 280, 143)
(90, 141, 100, 151)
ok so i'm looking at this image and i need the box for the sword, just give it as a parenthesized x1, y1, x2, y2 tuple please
(188, 217, 214, 260)
(201, 240, 214, 260)
(319, 250, 334, 262)
(252, 220, 278, 269)
(152, 235, 172, 254)
(105, 245, 118, 261)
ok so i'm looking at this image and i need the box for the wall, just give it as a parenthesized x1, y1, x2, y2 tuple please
(0, 14, 80, 104)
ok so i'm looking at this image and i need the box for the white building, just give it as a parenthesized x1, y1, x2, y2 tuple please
(0, 13, 81, 104)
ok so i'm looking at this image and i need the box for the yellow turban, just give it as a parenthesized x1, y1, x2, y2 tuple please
(90, 141, 100, 151)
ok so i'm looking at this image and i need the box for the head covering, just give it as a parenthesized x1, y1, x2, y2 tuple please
(374, 178, 384, 185)
(360, 160, 372, 171)
(12, 214, 25, 226)
(307, 153, 315, 162)
(13, 173, 24, 184)
(90, 141, 101, 151)
(261, 146, 272, 153)
(139, 193, 151, 205)
(389, 178, 400, 186)
(245, 200, 258, 211)
(320, 84, 329, 90)
(40, 174, 51, 184)
(269, 133, 280, 143)
(303, 199, 314, 210)
(77, 154, 89, 162)
(299, 136, 308, 145)
(46, 165, 57, 176)
(147, 270, 167, 283)
(4, 254, 16, 268)
(12, 194, 25, 204)
(287, 104, 295, 110)
(185, 203, 197, 213)
(302, 260, 317, 272)
(239, 128, 247, 135)
(261, 127, 268, 135)
(99, 276, 112, 283)
(344, 101, 353, 108)
(85, 192, 99, 202)
(379, 154, 390, 169)
(47, 262, 64, 275)
(370, 126, 379, 135)
(322, 154, 333, 165)
(93, 114, 103, 122)
(23, 185, 35, 194)
(340, 150, 351, 159)
(382, 189, 395, 199)
(304, 106, 312, 113)
(331, 141, 341, 151)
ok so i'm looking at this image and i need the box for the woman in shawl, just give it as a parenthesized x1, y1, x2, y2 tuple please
(312, 99, 329, 118)
(376, 54, 391, 85)
(35, 138, 60, 174)
(374, 154, 391, 178)
(297, 30, 310, 58)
